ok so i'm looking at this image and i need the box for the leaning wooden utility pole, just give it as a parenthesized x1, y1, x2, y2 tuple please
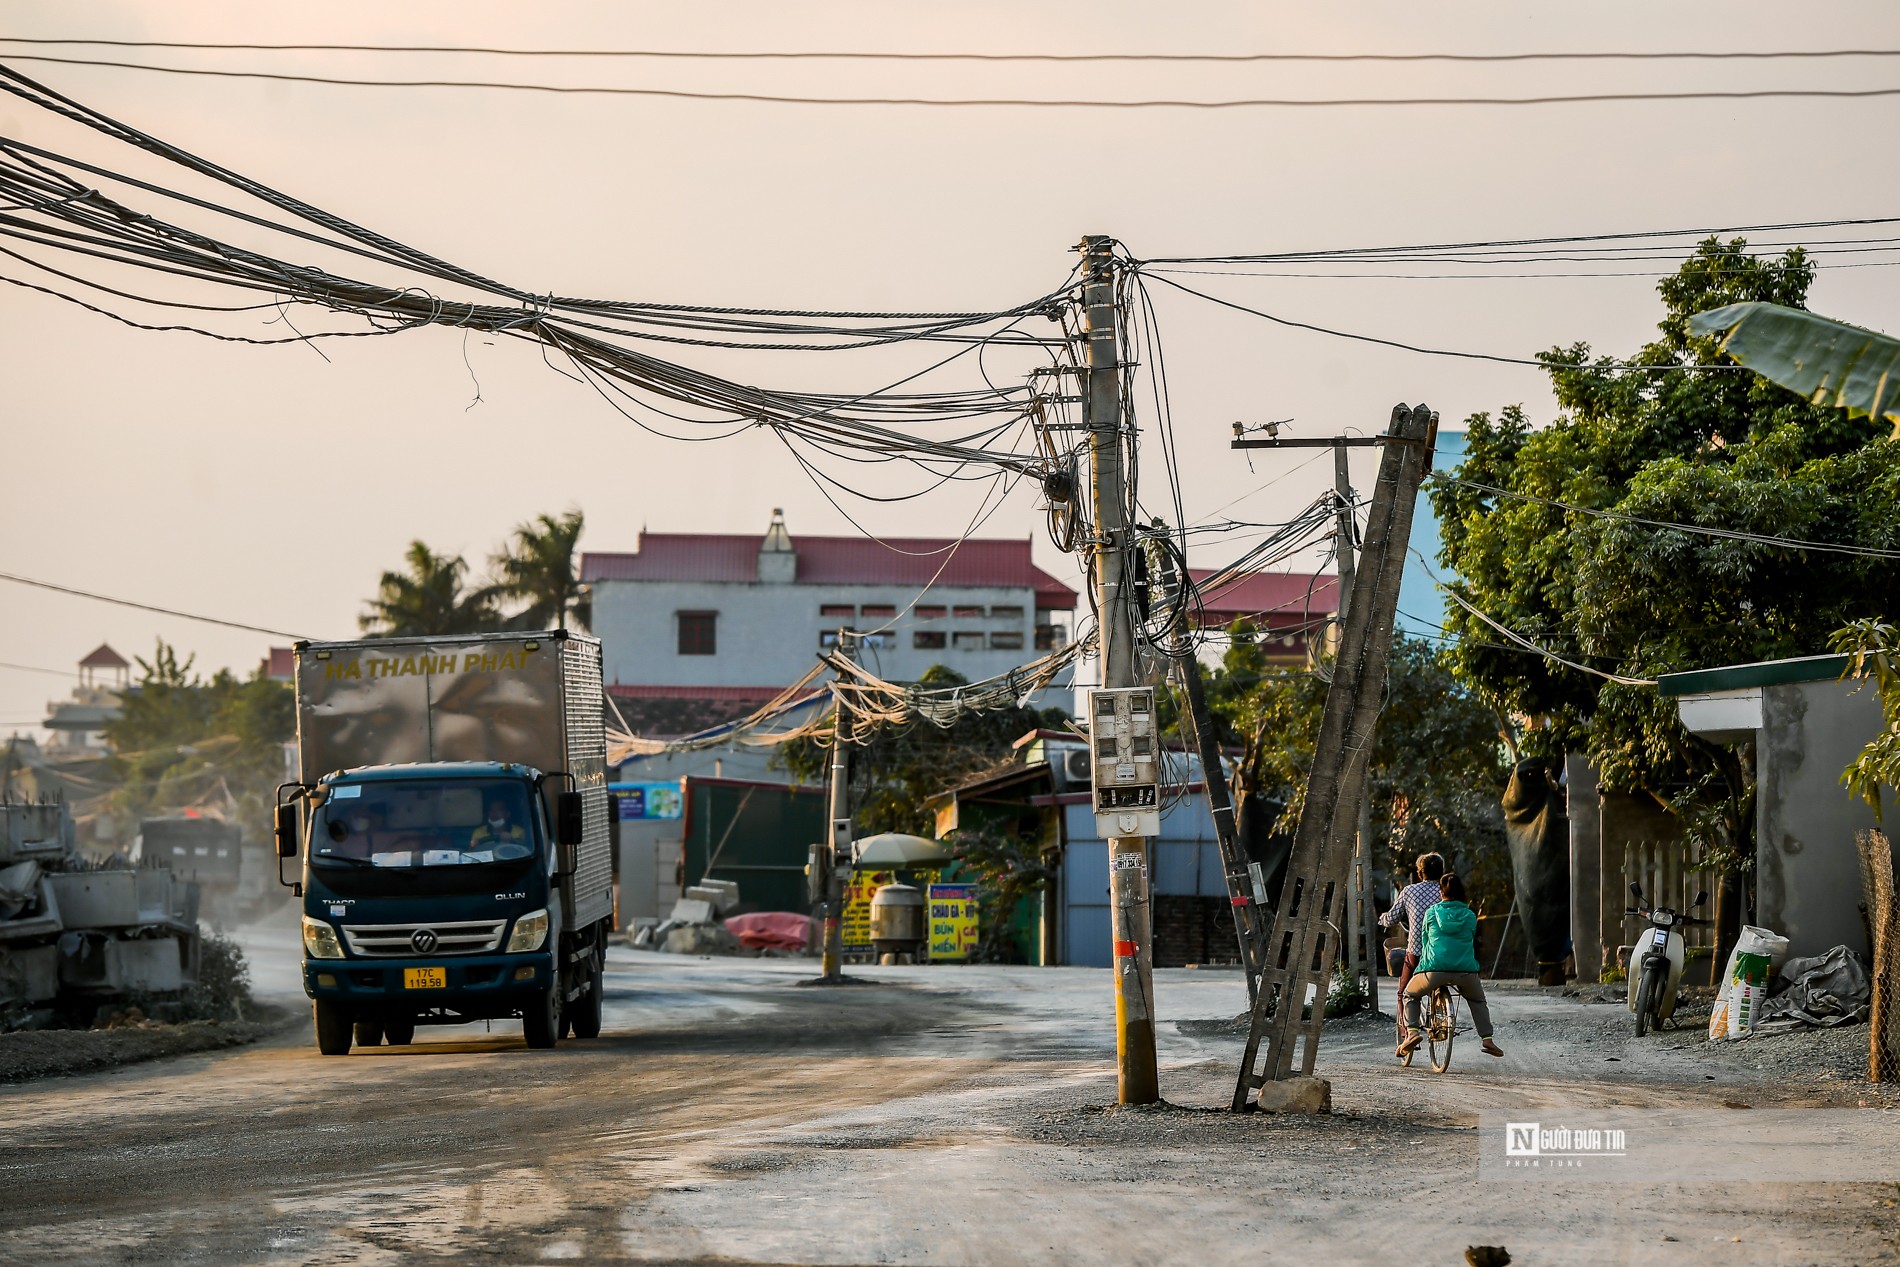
(819, 636, 854, 982)
(1080, 234, 1159, 1104)
(1332, 447, 1382, 1010)
(1230, 403, 1436, 1109)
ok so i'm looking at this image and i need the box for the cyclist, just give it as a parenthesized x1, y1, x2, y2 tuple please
(1398, 873, 1504, 1060)
(1380, 851, 1446, 1030)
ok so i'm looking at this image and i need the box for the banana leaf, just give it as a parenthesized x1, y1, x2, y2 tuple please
(1690, 301, 1900, 435)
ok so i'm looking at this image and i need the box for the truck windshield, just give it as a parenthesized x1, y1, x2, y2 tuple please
(312, 779, 539, 870)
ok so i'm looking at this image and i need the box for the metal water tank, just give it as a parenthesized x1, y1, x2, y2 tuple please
(869, 882, 926, 963)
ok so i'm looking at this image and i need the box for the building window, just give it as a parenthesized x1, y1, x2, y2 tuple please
(990, 605, 1024, 623)
(952, 631, 985, 651)
(953, 604, 985, 619)
(677, 611, 717, 656)
(913, 630, 947, 650)
(819, 604, 853, 618)
(862, 603, 897, 618)
(990, 631, 1024, 651)
(1035, 624, 1065, 650)
(915, 605, 946, 621)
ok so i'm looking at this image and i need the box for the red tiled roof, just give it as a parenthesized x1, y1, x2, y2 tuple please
(605, 683, 825, 740)
(79, 643, 129, 670)
(607, 684, 794, 702)
(582, 532, 1078, 610)
(1189, 569, 1339, 628)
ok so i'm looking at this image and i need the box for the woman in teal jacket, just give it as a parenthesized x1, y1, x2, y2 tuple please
(1398, 874, 1504, 1059)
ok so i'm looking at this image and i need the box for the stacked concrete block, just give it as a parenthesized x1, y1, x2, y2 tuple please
(0, 802, 202, 1025)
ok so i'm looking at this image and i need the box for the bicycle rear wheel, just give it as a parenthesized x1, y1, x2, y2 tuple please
(1428, 987, 1458, 1074)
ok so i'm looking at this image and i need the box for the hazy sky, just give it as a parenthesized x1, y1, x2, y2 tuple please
(5, 2, 1899, 735)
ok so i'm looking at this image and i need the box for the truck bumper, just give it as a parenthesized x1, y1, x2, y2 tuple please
(303, 950, 555, 1019)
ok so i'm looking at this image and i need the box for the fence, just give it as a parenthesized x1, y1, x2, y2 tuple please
(1855, 829, 1900, 1083)
(1621, 833, 1717, 959)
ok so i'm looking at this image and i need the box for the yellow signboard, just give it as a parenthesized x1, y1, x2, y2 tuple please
(927, 883, 980, 962)
(841, 873, 880, 948)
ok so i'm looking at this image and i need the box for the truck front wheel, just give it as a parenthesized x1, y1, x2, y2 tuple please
(570, 958, 604, 1040)
(523, 980, 562, 1049)
(314, 1000, 353, 1056)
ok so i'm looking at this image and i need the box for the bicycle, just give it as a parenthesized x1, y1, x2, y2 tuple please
(1398, 983, 1467, 1073)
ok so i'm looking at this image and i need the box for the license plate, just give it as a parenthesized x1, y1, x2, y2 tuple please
(404, 967, 447, 990)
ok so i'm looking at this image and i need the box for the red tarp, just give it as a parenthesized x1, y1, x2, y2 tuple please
(722, 911, 810, 952)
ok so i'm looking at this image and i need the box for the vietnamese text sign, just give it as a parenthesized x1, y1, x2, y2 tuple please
(842, 873, 879, 948)
(927, 883, 979, 962)
(611, 783, 682, 821)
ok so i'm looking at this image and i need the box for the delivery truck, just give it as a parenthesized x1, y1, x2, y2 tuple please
(275, 630, 614, 1055)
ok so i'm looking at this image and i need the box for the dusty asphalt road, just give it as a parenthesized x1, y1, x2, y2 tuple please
(4, 925, 1900, 1267)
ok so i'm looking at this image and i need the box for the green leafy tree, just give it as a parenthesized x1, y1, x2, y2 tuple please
(778, 665, 1068, 965)
(1832, 622, 1900, 822)
(1193, 628, 1513, 909)
(778, 665, 1068, 838)
(1433, 239, 1900, 930)
(490, 508, 591, 631)
(103, 640, 295, 841)
(359, 541, 501, 637)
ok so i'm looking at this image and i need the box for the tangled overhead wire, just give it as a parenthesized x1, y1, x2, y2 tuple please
(600, 631, 1097, 763)
(0, 64, 1095, 499)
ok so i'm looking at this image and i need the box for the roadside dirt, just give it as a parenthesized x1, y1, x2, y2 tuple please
(0, 1009, 295, 1085)
(2, 955, 1897, 1266)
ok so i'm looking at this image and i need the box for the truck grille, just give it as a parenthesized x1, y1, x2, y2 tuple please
(341, 919, 507, 957)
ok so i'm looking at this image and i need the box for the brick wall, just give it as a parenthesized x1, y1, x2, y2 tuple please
(1152, 895, 1242, 968)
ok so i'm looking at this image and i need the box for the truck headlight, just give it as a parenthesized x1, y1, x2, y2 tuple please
(507, 909, 550, 953)
(302, 916, 345, 960)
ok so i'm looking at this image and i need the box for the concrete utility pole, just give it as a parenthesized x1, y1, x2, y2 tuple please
(1231, 403, 1436, 1108)
(1081, 234, 1159, 1105)
(1333, 447, 1382, 1009)
(820, 634, 854, 982)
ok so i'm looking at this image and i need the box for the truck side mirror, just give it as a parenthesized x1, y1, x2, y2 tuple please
(274, 803, 300, 858)
(557, 791, 585, 848)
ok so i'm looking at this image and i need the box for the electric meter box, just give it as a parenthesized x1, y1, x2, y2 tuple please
(1089, 686, 1161, 837)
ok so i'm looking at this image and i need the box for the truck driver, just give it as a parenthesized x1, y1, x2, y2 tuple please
(468, 797, 528, 851)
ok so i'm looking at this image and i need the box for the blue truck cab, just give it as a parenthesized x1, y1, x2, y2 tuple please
(299, 761, 580, 1050)
(278, 632, 616, 1055)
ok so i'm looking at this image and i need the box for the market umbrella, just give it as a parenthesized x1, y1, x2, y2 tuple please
(851, 832, 953, 867)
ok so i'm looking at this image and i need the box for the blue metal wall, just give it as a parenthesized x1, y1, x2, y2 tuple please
(1059, 783, 1229, 967)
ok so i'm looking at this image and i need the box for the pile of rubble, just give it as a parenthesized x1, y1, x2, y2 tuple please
(1, 800, 202, 1030)
(629, 880, 812, 957)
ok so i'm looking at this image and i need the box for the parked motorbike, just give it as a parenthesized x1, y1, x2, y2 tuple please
(1626, 881, 1711, 1036)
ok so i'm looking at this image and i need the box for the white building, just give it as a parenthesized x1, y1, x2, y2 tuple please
(582, 511, 1079, 702)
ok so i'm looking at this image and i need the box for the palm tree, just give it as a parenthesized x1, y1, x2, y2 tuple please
(489, 508, 590, 631)
(359, 541, 501, 637)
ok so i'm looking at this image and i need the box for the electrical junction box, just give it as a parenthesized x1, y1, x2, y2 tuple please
(1090, 686, 1161, 837)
